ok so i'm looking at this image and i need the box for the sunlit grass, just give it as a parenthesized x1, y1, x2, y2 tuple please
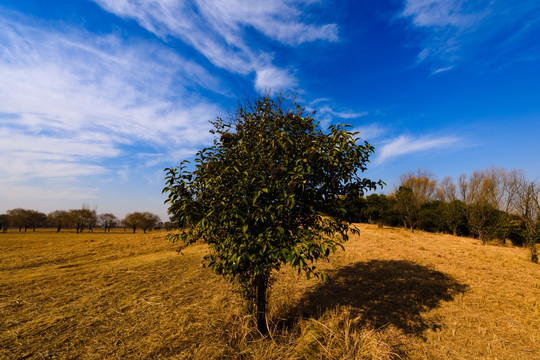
(1, 225, 539, 359)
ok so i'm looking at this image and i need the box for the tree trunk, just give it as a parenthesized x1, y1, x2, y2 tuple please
(254, 274, 269, 335)
(531, 241, 538, 264)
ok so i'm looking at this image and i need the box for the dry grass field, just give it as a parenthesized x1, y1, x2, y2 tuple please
(1, 225, 539, 359)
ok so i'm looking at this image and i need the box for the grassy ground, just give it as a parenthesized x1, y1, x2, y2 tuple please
(1, 226, 539, 359)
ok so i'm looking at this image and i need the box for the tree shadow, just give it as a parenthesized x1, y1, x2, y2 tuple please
(285, 260, 468, 336)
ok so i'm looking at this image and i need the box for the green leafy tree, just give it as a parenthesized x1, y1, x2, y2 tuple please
(365, 193, 390, 228)
(163, 95, 381, 334)
(444, 200, 468, 236)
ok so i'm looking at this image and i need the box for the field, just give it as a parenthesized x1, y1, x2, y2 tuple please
(1, 225, 539, 359)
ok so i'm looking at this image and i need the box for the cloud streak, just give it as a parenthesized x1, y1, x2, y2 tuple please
(0, 14, 221, 204)
(400, 0, 540, 71)
(376, 135, 459, 164)
(91, 0, 338, 92)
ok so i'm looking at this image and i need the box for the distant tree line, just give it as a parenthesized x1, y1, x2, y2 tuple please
(0, 207, 168, 233)
(339, 167, 539, 263)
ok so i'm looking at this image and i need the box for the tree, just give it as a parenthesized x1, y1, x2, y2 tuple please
(459, 170, 499, 243)
(419, 200, 446, 233)
(122, 213, 140, 233)
(69, 207, 97, 233)
(0, 213, 8, 232)
(163, 95, 381, 334)
(515, 179, 539, 263)
(47, 210, 72, 232)
(139, 212, 160, 233)
(122, 212, 160, 233)
(98, 213, 118, 232)
(444, 200, 468, 236)
(28, 210, 47, 231)
(436, 176, 457, 203)
(6, 208, 45, 232)
(365, 194, 394, 228)
(394, 169, 436, 233)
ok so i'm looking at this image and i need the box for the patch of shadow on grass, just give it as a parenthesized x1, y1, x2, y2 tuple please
(286, 260, 468, 336)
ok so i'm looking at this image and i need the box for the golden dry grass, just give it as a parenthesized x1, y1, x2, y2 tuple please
(1, 225, 539, 359)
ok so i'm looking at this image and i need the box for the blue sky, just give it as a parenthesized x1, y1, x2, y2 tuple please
(1, 0, 539, 221)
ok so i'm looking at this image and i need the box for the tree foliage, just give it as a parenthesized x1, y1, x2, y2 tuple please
(122, 212, 160, 233)
(163, 95, 382, 333)
(6, 208, 46, 232)
(98, 213, 119, 232)
(47, 210, 72, 232)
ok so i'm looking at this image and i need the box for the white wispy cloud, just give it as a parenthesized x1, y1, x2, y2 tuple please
(0, 14, 220, 204)
(304, 99, 368, 129)
(376, 135, 459, 164)
(400, 0, 540, 70)
(352, 123, 387, 141)
(255, 66, 297, 93)
(91, 0, 338, 90)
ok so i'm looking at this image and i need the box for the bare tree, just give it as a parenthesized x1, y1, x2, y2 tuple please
(515, 179, 539, 263)
(69, 206, 97, 233)
(395, 169, 437, 233)
(47, 210, 72, 232)
(6, 209, 45, 232)
(437, 176, 457, 203)
(98, 213, 118, 232)
(459, 170, 499, 243)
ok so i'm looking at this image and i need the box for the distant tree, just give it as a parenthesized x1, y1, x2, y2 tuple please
(98, 213, 118, 232)
(122, 212, 160, 233)
(47, 210, 72, 232)
(163, 94, 381, 334)
(28, 210, 47, 231)
(365, 193, 390, 228)
(336, 195, 366, 223)
(444, 200, 468, 236)
(459, 170, 499, 243)
(139, 212, 160, 233)
(436, 176, 457, 203)
(515, 179, 539, 263)
(0, 213, 8, 232)
(163, 221, 174, 231)
(69, 207, 97, 233)
(395, 186, 417, 231)
(419, 200, 446, 233)
(7, 208, 42, 232)
(122, 213, 139, 233)
(394, 169, 437, 233)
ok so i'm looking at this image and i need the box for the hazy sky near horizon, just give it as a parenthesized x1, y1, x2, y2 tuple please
(1, 0, 539, 221)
